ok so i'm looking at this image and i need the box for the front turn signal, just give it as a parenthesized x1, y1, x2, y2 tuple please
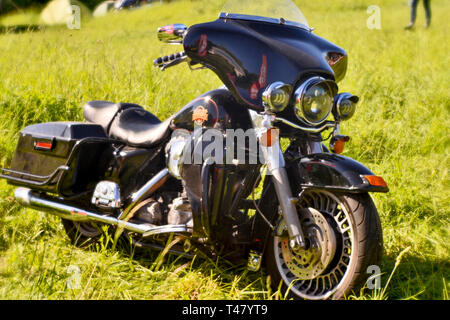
(260, 128, 279, 147)
(363, 175, 388, 188)
(330, 135, 350, 154)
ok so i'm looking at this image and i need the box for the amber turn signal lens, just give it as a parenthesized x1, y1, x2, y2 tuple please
(364, 175, 388, 187)
(330, 135, 350, 154)
(332, 139, 345, 154)
(260, 128, 279, 147)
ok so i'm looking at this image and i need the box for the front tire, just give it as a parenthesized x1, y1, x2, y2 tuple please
(265, 190, 383, 300)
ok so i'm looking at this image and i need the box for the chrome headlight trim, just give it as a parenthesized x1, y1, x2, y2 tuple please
(262, 82, 292, 113)
(335, 92, 359, 121)
(294, 77, 337, 125)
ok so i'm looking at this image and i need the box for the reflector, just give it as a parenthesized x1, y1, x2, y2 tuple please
(364, 175, 387, 187)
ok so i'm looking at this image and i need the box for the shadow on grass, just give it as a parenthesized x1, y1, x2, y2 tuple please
(112, 235, 267, 298)
(0, 24, 44, 34)
(377, 252, 449, 300)
(119, 238, 449, 300)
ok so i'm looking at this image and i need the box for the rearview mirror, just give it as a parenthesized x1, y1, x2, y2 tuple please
(157, 24, 188, 44)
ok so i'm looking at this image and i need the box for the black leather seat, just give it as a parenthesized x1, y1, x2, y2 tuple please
(83, 100, 172, 148)
(109, 107, 173, 148)
(83, 101, 139, 133)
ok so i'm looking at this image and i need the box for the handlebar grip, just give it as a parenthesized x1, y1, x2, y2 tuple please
(154, 51, 186, 67)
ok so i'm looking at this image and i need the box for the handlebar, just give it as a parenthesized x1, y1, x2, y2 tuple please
(154, 51, 187, 71)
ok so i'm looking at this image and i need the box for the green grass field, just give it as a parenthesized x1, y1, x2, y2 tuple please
(0, 0, 449, 299)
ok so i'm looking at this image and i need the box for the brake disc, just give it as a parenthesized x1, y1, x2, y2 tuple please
(277, 207, 337, 280)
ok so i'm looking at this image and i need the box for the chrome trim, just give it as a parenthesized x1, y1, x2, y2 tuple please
(262, 82, 292, 113)
(247, 250, 263, 272)
(167, 134, 189, 180)
(271, 168, 306, 248)
(143, 225, 188, 237)
(14, 187, 188, 237)
(91, 181, 121, 208)
(294, 76, 335, 126)
(257, 114, 285, 171)
(249, 110, 306, 248)
(308, 141, 323, 154)
(219, 12, 312, 32)
(335, 92, 358, 121)
(274, 117, 336, 133)
(118, 168, 170, 220)
(249, 109, 268, 129)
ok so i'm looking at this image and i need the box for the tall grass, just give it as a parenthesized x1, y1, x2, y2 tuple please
(0, 0, 449, 299)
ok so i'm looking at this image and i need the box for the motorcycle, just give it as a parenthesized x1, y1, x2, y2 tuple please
(93, 0, 153, 17)
(0, 0, 388, 300)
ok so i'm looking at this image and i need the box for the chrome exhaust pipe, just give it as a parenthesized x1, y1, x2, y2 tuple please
(14, 187, 187, 237)
(118, 168, 170, 220)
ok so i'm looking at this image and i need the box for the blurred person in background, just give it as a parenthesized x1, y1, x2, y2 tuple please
(405, 0, 432, 29)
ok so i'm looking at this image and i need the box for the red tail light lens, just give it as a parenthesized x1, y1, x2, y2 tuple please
(34, 141, 53, 151)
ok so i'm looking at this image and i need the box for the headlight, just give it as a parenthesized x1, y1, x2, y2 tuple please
(262, 82, 292, 113)
(294, 77, 337, 125)
(334, 93, 359, 121)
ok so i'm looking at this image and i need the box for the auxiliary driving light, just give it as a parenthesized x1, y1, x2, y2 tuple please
(334, 93, 359, 121)
(262, 82, 292, 113)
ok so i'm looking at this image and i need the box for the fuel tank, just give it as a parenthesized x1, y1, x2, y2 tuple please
(170, 88, 253, 132)
(183, 18, 347, 111)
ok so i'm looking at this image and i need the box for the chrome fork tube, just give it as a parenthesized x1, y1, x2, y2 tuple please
(253, 112, 306, 249)
(270, 167, 306, 248)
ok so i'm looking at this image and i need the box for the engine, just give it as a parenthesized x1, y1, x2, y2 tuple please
(166, 131, 190, 180)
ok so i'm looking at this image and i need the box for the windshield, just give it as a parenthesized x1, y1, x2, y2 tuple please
(220, 0, 309, 28)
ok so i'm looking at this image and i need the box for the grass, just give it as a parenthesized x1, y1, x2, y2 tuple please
(0, 8, 41, 26)
(0, 0, 449, 299)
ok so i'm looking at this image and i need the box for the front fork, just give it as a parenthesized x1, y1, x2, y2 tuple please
(253, 112, 307, 250)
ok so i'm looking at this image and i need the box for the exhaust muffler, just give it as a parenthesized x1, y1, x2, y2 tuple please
(14, 187, 187, 237)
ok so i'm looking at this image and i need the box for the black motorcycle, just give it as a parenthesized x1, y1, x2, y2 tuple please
(0, 0, 388, 300)
(93, 0, 153, 17)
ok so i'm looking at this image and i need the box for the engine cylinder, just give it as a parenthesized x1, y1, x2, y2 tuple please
(166, 131, 189, 179)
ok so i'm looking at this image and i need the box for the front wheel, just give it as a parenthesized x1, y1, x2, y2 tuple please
(265, 190, 383, 300)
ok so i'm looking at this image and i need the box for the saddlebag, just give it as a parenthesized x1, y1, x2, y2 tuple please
(0, 122, 111, 197)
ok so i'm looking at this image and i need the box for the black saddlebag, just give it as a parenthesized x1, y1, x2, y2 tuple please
(0, 122, 112, 197)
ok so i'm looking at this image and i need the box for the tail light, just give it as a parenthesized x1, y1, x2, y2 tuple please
(34, 140, 53, 151)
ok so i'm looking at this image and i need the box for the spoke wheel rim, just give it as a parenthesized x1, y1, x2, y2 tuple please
(273, 190, 355, 300)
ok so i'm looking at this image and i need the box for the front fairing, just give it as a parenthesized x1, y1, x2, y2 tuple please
(183, 17, 347, 112)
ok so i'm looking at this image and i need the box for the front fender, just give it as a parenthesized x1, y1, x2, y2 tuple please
(286, 153, 389, 193)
